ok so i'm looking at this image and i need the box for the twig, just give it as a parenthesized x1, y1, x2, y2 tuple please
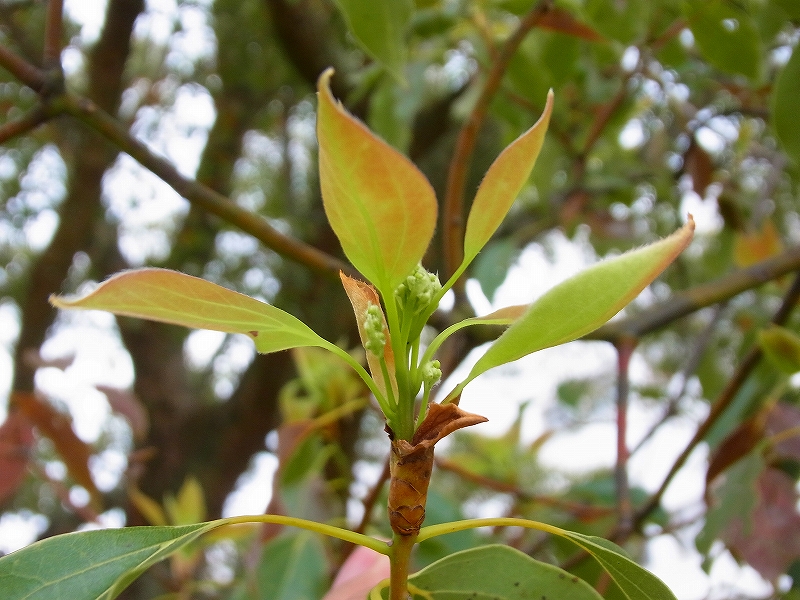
(0, 43, 46, 91)
(634, 271, 800, 526)
(0, 104, 49, 144)
(43, 0, 64, 70)
(62, 93, 354, 278)
(630, 303, 727, 455)
(442, 0, 553, 279)
(614, 337, 637, 536)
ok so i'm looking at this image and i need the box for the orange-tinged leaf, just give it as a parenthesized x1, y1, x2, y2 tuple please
(462, 90, 553, 267)
(0, 411, 35, 504)
(14, 391, 102, 510)
(447, 218, 695, 401)
(733, 219, 783, 268)
(50, 269, 327, 354)
(317, 68, 437, 294)
(339, 273, 397, 399)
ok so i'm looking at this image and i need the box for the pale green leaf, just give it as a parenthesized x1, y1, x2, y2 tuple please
(317, 69, 437, 295)
(448, 219, 695, 399)
(49, 268, 328, 354)
(758, 325, 800, 375)
(332, 0, 413, 81)
(462, 91, 553, 267)
(375, 544, 603, 599)
(772, 44, 800, 164)
(0, 524, 215, 600)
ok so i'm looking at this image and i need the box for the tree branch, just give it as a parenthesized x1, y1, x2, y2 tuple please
(62, 92, 354, 278)
(442, 0, 553, 279)
(0, 43, 46, 91)
(0, 104, 49, 144)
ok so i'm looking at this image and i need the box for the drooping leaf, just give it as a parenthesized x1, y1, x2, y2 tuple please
(0, 410, 34, 505)
(14, 391, 102, 510)
(0, 523, 216, 600)
(375, 545, 603, 599)
(49, 269, 328, 354)
(772, 43, 800, 163)
(462, 90, 553, 268)
(447, 219, 694, 400)
(332, 0, 413, 81)
(317, 69, 437, 296)
(556, 532, 678, 600)
(686, 1, 762, 80)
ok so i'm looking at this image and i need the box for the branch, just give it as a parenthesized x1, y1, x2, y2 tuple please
(442, 0, 553, 279)
(0, 43, 46, 91)
(42, 0, 64, 70)
(634, 270, 800, 526)
(0, 104, 49, 144)
(614, 337, 637, 536)
(588, 244, 800, 342)
(62, 93, 354, 278)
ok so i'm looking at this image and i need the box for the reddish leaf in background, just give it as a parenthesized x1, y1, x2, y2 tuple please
(96, 385, 150, 443)
(684, 137, 714, 197)
(722, 467, 800, 580)
(706, 415, 764, 488)
(766, 402, 800, 461)
(322, 544, 390, 600)
(538, 7, 605, 42)
(0, 411, 35, 504)
(14, 392, 102, 511)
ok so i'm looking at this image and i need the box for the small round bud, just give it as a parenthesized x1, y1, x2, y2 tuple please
(421, 359, 442, 387)
(363, 303, 386, 355)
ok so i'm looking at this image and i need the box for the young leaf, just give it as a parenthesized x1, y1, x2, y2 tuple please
(332, 0, 413, 81)
(49, 269, 328, 354)
(373, 544, 603, 599)
(317, 69, 437, 296)
(462, 90, 553, 268)
(447, 218, 694, 400)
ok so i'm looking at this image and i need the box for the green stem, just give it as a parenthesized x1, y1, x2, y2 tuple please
(389, 532, 417, 600)
(384, 296, 414, 440)
(219, 514, 390, 554)
(418, 517, 564, 543)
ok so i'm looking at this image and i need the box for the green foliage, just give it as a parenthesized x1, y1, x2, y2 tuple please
(772, 44, 800, 165)
(377, 544, 604, 599)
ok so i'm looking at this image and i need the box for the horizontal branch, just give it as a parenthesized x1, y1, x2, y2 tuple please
(62, 93, 354, 278)
(0, 104, 49, 144)
(588, 244, 800, 342)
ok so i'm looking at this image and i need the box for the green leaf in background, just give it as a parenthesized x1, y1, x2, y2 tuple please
(0, 524, 215, 600)
(332, 0, 413, 81)
(255, 532, 328, 600)
(376, 544, 604, 600)
(447, 219, 695, 400)
(317, 69, 438, 296)
(461, 91, 553, 270)
(686, 1, 762, 80)
(771, 43, 800, 164)
(49, 268, 328, 354)
(471, 239, 518, 302)
(758, 325, 800, 375)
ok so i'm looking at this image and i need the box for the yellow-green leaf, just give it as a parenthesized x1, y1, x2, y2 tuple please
(772, 43, 800, 164)
(49, 268, 328, 354)
(317, 69, 437, 296)
(462, 91, 553, 267)
(447, 218, 695, 400)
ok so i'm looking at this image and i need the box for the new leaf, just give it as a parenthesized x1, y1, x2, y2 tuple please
(50, 269, 328, 354)
(316, 69, 437, 297)
(447, 218, 695, 400)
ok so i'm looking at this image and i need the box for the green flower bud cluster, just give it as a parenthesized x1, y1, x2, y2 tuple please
(395, 264, 442, 319)
(363, 303, 386, 356)
(421, 359, 441, 388)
